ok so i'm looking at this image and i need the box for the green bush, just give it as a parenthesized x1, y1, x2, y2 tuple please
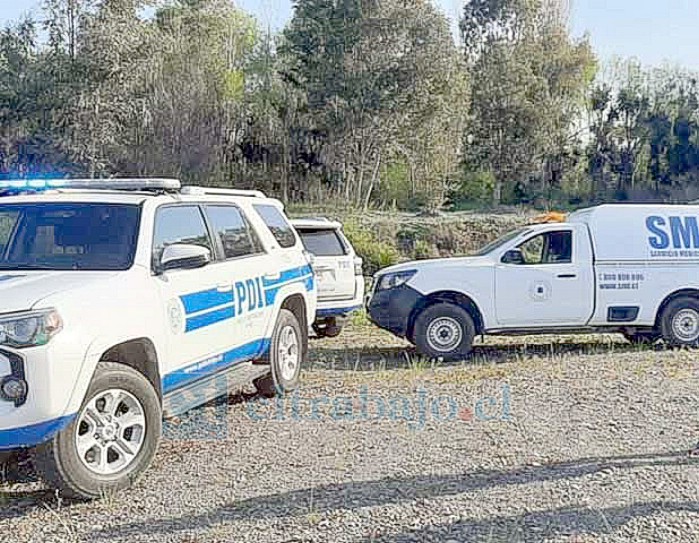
(342, 219, 400, 275)
(413, 239, 437, 260)
(449, 169, 496, 209)
(396, 225, 439, 260)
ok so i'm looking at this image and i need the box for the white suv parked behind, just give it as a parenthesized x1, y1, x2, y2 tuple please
(0, 178, 316, 498)
(291, 218, 364, 337)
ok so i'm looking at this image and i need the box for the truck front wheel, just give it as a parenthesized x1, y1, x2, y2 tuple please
(413, 303, 475, 361)
(32, 362, 162, 500)
(660, 297, 699, 347)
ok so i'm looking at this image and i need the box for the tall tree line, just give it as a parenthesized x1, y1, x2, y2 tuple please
(1, 0, 698, 209)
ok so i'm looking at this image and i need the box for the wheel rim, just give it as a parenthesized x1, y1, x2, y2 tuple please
(75, 389, 147, 476)
(278, 325, 300, 381)
(426, 316, 463, 353)
(672, 308, 699, 342)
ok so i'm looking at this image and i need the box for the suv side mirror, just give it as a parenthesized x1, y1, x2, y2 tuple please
(160, 244, 211, 272)
(501, 249, 525, 265)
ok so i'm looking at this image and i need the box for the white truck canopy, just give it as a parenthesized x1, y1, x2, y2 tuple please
(568, 204, 699, 262)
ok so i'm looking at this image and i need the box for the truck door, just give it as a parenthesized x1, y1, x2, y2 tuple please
(494, 225, 594, 327)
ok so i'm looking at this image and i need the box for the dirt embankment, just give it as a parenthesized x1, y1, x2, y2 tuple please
(289, 208, 535, 274)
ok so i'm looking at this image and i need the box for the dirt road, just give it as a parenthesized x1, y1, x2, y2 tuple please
(2, 324, 699, 542)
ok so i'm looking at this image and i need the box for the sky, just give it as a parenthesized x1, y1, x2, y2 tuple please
(1, 0, 698, 71)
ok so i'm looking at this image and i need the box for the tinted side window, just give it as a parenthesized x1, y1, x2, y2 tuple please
(152, 206, 213, 268)
(205, 205, 263, 259)
(517, 231, 572, 265)
(543, 231, 572, 263)
(0, 210, 19, 256)
(253, 204, 297, 248)
(298, 229, 347, 256)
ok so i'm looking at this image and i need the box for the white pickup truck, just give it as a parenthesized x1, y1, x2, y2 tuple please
(367, 204, 699, 359)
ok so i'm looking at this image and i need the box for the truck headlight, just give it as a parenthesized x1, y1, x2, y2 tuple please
(376, 270, 417, 292)
(0, 309, 63, 348)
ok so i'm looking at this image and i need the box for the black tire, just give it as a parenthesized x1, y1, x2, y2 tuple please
(32, 362, 162, 500)
(254, 309, 303, 397)
(322, 324, 343, 338)
(623, 331, 660, 345)
(412, 303, 475, 361)
(660, 297, 699, 347)
(312, 318, 343, 338)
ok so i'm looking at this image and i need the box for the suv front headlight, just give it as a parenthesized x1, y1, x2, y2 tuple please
(375, 270, 417, 292)
(0, 309, 63, 348)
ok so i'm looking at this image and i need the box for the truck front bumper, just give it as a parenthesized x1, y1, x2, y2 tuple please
(366, 284, 422, 339)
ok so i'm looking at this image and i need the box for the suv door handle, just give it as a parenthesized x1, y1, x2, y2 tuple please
(557, 274, 577, 279)
(217, 283, 233, 292)
(264, 272, 281, 281)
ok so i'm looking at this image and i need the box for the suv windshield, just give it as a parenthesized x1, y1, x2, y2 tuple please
(0, 203, 141, 271)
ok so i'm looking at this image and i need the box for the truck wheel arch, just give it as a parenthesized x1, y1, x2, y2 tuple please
(655, 289, 699, 327)
(407, 291, 484, 341)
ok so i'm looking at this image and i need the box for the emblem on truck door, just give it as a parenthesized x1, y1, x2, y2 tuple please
(529, 281, 551, 301)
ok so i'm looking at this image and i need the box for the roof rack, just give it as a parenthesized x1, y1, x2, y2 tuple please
(0, 178, 181, 193)
(181, 186, 265, 198)
(0, 179, 272, 200)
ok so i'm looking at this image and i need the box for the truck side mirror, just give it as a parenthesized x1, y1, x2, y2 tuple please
(501, 249, 525, 265)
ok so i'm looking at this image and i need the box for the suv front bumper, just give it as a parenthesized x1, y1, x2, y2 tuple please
(0, 344, 79, 451)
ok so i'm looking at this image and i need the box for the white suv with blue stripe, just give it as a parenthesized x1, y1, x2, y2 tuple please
(0, 178, 315, 498)
(292, 218, 364, 338)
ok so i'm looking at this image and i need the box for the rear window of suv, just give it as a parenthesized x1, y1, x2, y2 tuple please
(253, 204, 297, 248)
(297, 228, 347, 257)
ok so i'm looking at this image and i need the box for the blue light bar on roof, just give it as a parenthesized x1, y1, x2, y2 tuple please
(0, 178, 181, 192)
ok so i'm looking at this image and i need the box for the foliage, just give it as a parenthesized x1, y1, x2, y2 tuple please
(342, 219, 399, 276)
(282, 0, 468, 210)
(450, 168, 497, 207)
(0, 0, 698, 210)
(585, 61, 699, 202)
(462, 0, 596, 205)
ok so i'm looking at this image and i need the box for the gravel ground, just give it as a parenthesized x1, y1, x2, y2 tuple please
(2, 323, 699, 542)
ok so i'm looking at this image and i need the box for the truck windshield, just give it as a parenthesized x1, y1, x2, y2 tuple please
(473, 227, 530, 256)
(0, 203, 141, 271)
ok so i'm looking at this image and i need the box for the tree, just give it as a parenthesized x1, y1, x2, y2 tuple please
(461, 0, 595, 204)
(584, 61, 699, 201)
(284, 0, 468, 209)
(0, 17, 80, 177)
